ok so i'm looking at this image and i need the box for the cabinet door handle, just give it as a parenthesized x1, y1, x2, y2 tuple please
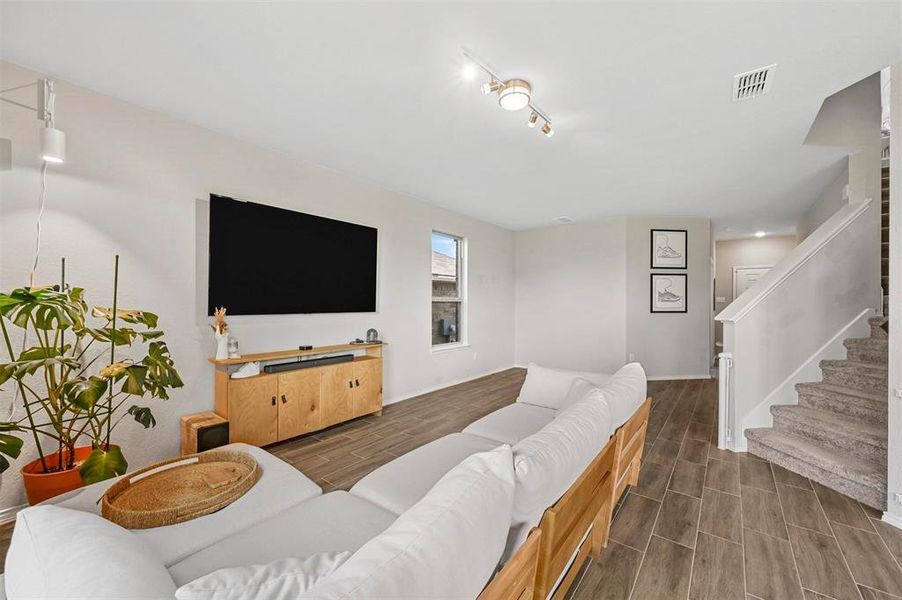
(271, 396, 276, 406)
(355, 379, 360, 387)
(281, 394, 287, 404)
(348, 381, 353, 389)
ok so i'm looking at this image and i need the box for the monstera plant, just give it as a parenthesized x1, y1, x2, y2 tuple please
(0, 258, 183, 503)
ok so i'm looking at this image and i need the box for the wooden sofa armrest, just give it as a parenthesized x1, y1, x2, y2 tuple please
(534, 434, 617, 600)
(478, 528, 542, 600)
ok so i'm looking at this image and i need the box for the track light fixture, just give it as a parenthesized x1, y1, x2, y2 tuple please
(0, 78, 66, 166)
(462, 47, 555, 139)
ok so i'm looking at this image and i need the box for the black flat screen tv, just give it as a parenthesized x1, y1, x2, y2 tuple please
(207, 194, 377, 315)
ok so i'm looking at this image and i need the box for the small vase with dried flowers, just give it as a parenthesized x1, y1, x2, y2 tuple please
(211, 307, 229, 360)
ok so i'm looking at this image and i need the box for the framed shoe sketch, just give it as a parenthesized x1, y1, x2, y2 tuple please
(651, 273, 687, 313)
(650, 229, 687, 269)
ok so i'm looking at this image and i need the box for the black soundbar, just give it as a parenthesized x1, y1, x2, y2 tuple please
(263, 354, 354, 373)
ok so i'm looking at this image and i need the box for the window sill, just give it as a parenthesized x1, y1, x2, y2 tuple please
(431, 343, 471, 355)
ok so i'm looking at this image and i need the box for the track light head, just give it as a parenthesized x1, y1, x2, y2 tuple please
(527, 111, 538, 128)
(41, 126, 66, 164)
(541, 122, 554, 138)
(481, 80, 501, 95)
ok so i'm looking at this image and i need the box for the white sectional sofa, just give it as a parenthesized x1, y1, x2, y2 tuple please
(3, 362, 647, 600)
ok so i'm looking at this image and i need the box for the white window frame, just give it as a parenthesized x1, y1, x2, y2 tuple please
(431, 231, 467, 351)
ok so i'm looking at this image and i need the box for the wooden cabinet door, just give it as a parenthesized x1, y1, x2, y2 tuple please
(228, 375, 278, 446)
(352, 359, 383, 416)
(277, 368, 322, 441)
(320, 362, 355, 428)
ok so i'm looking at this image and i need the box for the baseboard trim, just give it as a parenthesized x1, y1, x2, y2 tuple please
(385, 365, 518, 406)
(647, 374, 712, 381)
(882, 512, 902, 530)
(0, 503, 26, 525)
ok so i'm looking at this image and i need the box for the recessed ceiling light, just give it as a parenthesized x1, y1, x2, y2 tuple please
(552, 216, 575, 225)
(754, 231, 766, 238)
(498, 79, 531, 111)
(461, 63, 478, 81)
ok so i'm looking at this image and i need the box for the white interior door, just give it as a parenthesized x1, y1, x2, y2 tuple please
(733, 266, 772, 299)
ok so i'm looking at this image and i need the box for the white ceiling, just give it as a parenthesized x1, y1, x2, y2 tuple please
(2, 1, 900, 235)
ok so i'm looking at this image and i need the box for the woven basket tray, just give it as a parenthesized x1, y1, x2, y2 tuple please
(101, 449, 260, 529)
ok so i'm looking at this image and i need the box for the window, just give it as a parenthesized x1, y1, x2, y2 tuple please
(431, 231, 465, 348)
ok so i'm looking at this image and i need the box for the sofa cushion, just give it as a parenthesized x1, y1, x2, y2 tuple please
(308, 445, 515, 599)
(516, 363, 611, 410)
(46, 443, 322, 567)
(5, 505, 176, 599)
(349, 432, 498, 516)
(169, 491, 396, 586)
(175, 552, 351, 600)
(599, 362, 647, 429)
(508, 386, 613, 554)
(463, 402, 557, 445)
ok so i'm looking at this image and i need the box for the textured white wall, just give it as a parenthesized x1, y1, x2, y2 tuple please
(513, 216, 713, 380)
(625, 217, 713, 379)
(0, 62, 516, 510)
(513, 218, 627, 372)
(797, 166, 849, 240)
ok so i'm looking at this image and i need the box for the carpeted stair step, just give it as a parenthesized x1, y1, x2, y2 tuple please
(843, 337, 888, 364)
(770, 404, 886, 464)
(796, 382, 887, 424)
(745, 428, 886, 509)
(820, 359, 887, 394)
(869, 316, 888, 339)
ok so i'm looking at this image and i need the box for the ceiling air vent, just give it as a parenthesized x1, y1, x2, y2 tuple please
(732, 64, 776, 102)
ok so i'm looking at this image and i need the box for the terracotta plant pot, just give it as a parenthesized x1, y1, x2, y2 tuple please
(21, 446, 94, 505)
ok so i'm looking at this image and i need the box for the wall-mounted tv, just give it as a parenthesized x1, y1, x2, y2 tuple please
(208, 194, 377, 315)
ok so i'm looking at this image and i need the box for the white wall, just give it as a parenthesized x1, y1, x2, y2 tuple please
(714, 235, 798, 348)
(513, 218, 627, 372)
(626, 217, 713, 379)
(513, 216, 713, 380)
(0, 61, 516, 510)
(797, 166, 849, 240)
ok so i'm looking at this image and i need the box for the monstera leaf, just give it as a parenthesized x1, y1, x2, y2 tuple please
(141, 341, 183, 399)
(127, 405, 156, 429)
(0, 431, 23, 473)
(61, 376, 109, 411)
(79, 446, 128, 485)
(0, 287, 85, 331)
(92, 307, 159, 329)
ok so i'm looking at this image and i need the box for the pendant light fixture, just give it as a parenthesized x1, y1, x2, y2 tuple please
(462, 48, 555, 139)
(0, 78, 66, 166)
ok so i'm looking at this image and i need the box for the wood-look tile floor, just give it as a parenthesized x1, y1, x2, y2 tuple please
(0, 370, 900, 600)
(568, 379, 902, 600)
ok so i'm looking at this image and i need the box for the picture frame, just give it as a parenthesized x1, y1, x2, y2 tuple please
(650, 229, 688, 269)
(650, 273, 687, 313)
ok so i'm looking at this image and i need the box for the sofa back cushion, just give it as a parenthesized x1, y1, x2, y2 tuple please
(308, 445, 515, 599)
(598, 362, 647, 429)
(509, 385, 613, 550)
(176, 552, 351, 600)
(5, 505, 176, 599)
(516, 363, 611, 410)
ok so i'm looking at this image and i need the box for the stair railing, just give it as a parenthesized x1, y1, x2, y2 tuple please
(715, 198, 880, 451)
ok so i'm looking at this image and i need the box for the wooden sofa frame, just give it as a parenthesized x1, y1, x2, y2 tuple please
(479, 397, 652, 600)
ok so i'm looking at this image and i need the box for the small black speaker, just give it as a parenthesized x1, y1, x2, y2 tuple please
(197, 421, 230, 452)
(181, 412, 230, 455)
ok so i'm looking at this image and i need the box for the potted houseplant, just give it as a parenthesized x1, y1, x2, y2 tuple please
(0, 257, 183, 504)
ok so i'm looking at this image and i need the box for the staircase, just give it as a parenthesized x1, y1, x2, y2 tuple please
(745, 316, 888, 509)
(883, 164, 890, 315)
